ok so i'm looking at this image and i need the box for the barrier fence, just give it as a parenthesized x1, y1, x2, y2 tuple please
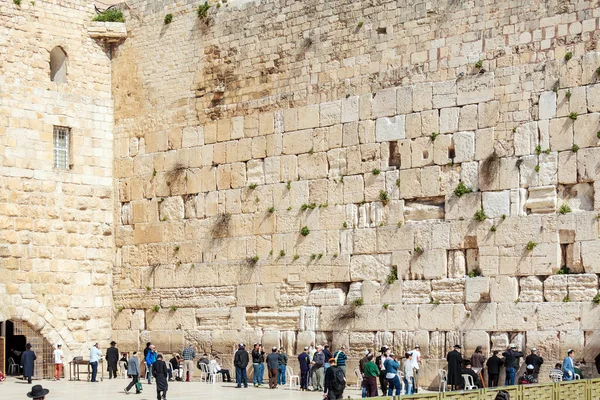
(366, 377, 600, 400)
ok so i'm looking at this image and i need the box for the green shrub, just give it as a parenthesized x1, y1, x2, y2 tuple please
(379, 190, 389, 205)
(431, 132, 439, 141)
(568, 112, 578, 120)
(535, 145, 542, 155)
(564, 51, 573, 61)
(151, 305, 161, 312)
(117, 306, 124, 312)
(357, 21, 364, 29)
(13, 0, 21, 6)
(197, 2, 210, 19)
(474, 208, 487, 222)
(382, 303, 389, 309)
(593, 294, 600, 304)
(372, 168, 381, 175)
(565, 90, 572, 99)
(475, 59, 483, 68)
(293, 254, 300, 260)
(93, 9, 125, 22)
(300, 226, 310, 236)
(454, 182, 472, 197)
(352, 298, 364, 307)
(557, 266, 570, 275)
(535, 164, 540, 173)
(490, 225, 497, 232)
(468, 269, 482, 278)
(343, 222, 348, 228)
(559, 203, 572, 214)
(279, 250, 285, 257)
(170, 306, 177, 311)
(572, 144, 579, 152)
(386, 268, 398, 284)
(164, 13, 173, 24)
(526, 241, 537, 251)
(563, 295, 571, 303)
(267, 206, 275, 214)
(414, 246, 424, 255)
(248, 183, 257, 189)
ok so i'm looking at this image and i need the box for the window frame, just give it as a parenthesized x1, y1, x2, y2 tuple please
(53, 125, 71, 170)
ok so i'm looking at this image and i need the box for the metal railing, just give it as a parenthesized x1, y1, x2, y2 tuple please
(365, 377, 600, 399)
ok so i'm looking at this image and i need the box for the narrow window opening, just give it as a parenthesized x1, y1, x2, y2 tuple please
(50, 46, 67, 83)
(389, 141, 401, 168)
(53, 126, 71, 170)
(422, 150, 429, 159)
(448, 147, 456, 159)
(377, 27, 387, 34)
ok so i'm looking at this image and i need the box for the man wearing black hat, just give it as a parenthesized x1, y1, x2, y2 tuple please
(375, 347, 389, 395)
(106, 341, 119, 379)
(446, 345, 462, 390)
(21, 343, 37, 384)
(27, 384, 49, 400)
(152, 354, 169, 400)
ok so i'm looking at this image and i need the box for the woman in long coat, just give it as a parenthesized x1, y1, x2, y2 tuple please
(152, 353, 169, 400)
(21, 343, 37, 384)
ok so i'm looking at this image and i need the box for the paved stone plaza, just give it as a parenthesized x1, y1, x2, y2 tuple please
(1, 377, 361, 400)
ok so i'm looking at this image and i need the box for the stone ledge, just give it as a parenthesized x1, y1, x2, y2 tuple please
(88, 21, 127, 42)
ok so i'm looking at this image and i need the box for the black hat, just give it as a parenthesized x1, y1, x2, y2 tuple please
(380, 346, 388, 353)
(454, 344, 461, 349)
(110, 341, 117, 346)
(27, 384, 50, 398)
(26, 343, 32, 349)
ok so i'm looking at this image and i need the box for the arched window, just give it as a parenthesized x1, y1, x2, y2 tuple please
(49, 46, 67, 83)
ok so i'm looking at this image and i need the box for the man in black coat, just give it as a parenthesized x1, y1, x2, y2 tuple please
(502, 344, 524, 386)
(234, 344, 249, 388)
(21, 343, 37, 384)
(486, 350, 503, 387)
(446, 344, 462, 390)
(106, 341, 119, 379)
(462, 361, 482, 388)
(152, 354, 169, 400)
(524, 348, 543, 379)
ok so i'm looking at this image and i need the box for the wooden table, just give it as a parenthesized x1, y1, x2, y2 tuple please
(69, 359, 104, 382)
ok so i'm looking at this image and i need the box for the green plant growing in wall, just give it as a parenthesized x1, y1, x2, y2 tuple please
(414, 246, 424, 255)
(559, 203, 572, 214)
(572, 144, 579, 152)
(151, 305, 161, 312)
(557, 266, 571, 275)
(382, 303, 389, 310)
(267, 206, 275, 214)
(468, 269, 482, 278)
(535, 164, 540, 173)
(526, 241, 537, 251)
(249, 255, 259, 265)
(293, 254, 300, 260)
(164, 13, 173, 24)
(357, 21, 364, 29)
(13, 0, 21, 5)
(565, 90, 572, 99)
(596, 67, 600, 76)
(343, 221, 348, 228)
(568, 112, 578, 120)
(475, 59, 483, 68)
(431, 132, 439, 141)
(146, 286, 152, 291)
(286, 181, 291, 190)
(308, 147, 314, 154)
(300, 226, 310, 236)
(248, 183, 257, 189)
(593, 294, 600, 304)
(310, 254, 317, 260)
(372, 168, 381, 175)
(352, 298, 364, 307)
(474, 208, 487, 222)
(563, 295, 571, 303)
(317, 253, 323, 259)
(490, 225, 497, 232)
(379, 190, 390, 205)
(454, 182, 472, 197)
(386, 268, 398, 284)
(170, 306, 177, 311)
(93, 9, 125, 22)
(279, 250, 285, 257)
(197, 2, 210, 19)
(117, 306, 124, 312)
(564, 51, 573, 61)
(535, 145, 542, 155)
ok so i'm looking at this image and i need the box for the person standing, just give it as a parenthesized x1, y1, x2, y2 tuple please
(525, 348, 544, 379)
(403, 352, 415, 395)
(323, 345, 332, 370)
(145, 345, 157, 384)
(563, 349, 575, 381)
(106, 341, 119, 379)
(502, 344, 524, 386)
(234, 343, 249, 388)
(181, 344, 195, 382)
(383, 353, 401, 396)
(277, 347, 288, 386)
(298, 346, 310, 391)
(595, 353, 600, 376)
(446, 344, 462, 390)
(124, 351, 142, 394)
(311, 345, 325, 391)
(323, 358, 346, 400)
(359, 350, 370, 398)
(363, 354, 379, 397)
(266, 347, 279, 389)
(53, 344, 64, 381)
(486, 350, 503, 387)
(375, 347, 389, 395)
(251, 343, 265, 387)
(89, 343, 102, 383)
(333, 345, 348, 376)
(409, 344, 422, 392)
(21, 343, 37, 384)
(152, 354, 169, 400)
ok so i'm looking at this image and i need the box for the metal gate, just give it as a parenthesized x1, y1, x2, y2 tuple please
(11, 321, 54, 379)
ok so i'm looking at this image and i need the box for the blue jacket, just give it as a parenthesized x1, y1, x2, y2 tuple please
(146, 350, 157, 366)
(298, 352, 310, 372)
(384, 358, 399, 375)
(563, 356, 575, 380)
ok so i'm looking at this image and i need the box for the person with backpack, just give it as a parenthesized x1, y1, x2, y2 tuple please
(323, 358, 346, 400)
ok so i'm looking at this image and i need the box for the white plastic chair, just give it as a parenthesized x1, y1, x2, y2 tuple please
(199, 363, 209, 382)
(208, 362, 222, 384)
(8, 358, 19, 375)
(439, 369, 447, 392)
(119, 361, 127, 378)
(354, 368, 362, 389)
(286, 366, 299, 390)
(462, 374, 477, 390)
(574, 373, 581, 380)
(550, 371, 563, 382)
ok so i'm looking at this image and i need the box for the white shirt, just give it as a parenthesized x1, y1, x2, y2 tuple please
(210, 359, 221, 372)
(90, 347, 102, 363)
(408, 350, 421, 369)
(380, 355, 387, 371)
(54, 349, 64, 364)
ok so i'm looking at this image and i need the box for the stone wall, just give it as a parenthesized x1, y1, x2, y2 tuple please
(0, 0, 114, 358)
(109, 0, 600, 386)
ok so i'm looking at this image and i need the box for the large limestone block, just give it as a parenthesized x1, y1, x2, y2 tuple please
(459, 104, 478, 131)
(543, 275, 568, 302)
(453, 131, 475, 163)
(377, 225, 415, 252)
(297, 105, 320, 129)
(584, 331, 600, 363)
(341, 96, 359, 123)
(296, 331, 316, 350)
(349, 254, 391, 282)
(574, 113, 600, 149)
(519, 155, 539, 188)
(282, 130, 313, 155)
(413, 83, 433, 111)
(538, 152, 558, 186)
(411, 137, 434, 167)
(399, 168, 422, 199)
(307, 288, 345, 306)
(526, 330, 560, 361)
(376, 115, 406, 142)
(149, 330, 184, 353)
(549, 118, 574, 151)
(431, 278, 465, 303)
(299, 306, 319, 331)
(463, 331, 490, 356)
(496, 303, 537, 330)
(457, 73, 494, 105)
(459, 303, 497, 331)
(386, 305, 419, 331)
(525, 186, 557, 213)
(490, 276, 519, 303)
(353, 305, 387, 331)
(577, 147, 600, 182)
(433, 134, 453, 165)
(587, 83, 600, 112)
(448, 250, 467, 278)
(419, 304, 456, 330)
(346, 282, 363, 305)
(539, 91, 557, 119)
(372, 88, 397, 118)
(537, 303, 580, 330)
(519, 276, 544, 302)
(559, 330, 585, 360)
(482, 190, 510, 219)
(478, 101, 499, 129)
(568, 274, 598, 302)
(195, 307, 232, 330)
(490, 332, 510, 352)
(348, 332, 375, 357)
(514, 122, 539, 156)
(361, 280, 381, 305)
(439, 108, 459, 134)
(411, 248, 447, 279)
(397, 86, 413, 114)
(380, 280, 402, 304)
(445, 192, 481, 220)
(465, 277, 490, 302)
(402, 280, 431, 304)
(298, 153, 328, 180)
(319, 101, 341, 127)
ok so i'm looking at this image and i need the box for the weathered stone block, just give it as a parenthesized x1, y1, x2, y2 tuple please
(465, 277, 490, 302)
(453, 131, 475, 163)
(372, 88, 397, 118)
(489, 276, 519, 303)
(457, 73, 494, 105)
(375, 115, 406, 142)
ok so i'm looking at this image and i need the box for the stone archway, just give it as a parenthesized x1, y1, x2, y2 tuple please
(1, 320, 54, 379)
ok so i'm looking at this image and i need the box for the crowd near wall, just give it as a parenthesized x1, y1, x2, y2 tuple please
(4, 0, 600, 388)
